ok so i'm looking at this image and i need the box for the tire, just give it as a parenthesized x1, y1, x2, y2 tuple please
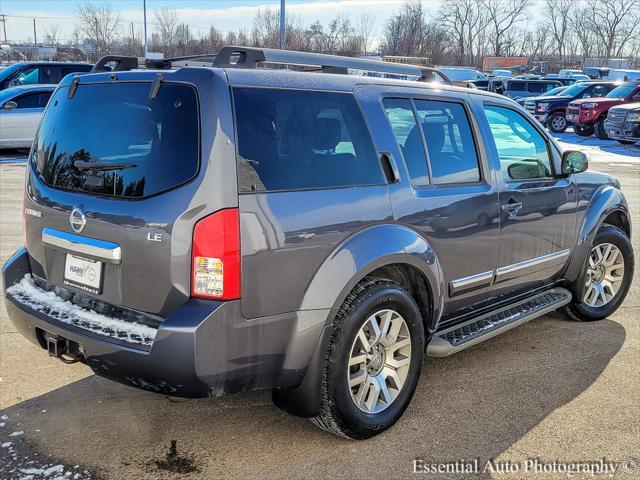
(546, 112, 568, 133)
(594, 119, 609, 140)
(617, 139, 637, 145)
(564, 225, 634, 322)
(310, 279, 425, 439)
(574, 125, 594, 137)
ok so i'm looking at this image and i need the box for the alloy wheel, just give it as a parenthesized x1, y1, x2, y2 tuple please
(583, 243, 625, 307)
(551, 115, 566, 131)
(348, 309, 411, 414)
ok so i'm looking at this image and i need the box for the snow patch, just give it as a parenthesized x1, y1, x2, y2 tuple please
(1, 441, 12, 447)
(7, 275, 157, 347)
(19, 464, 64, 477)
(10, 430, 24, 437)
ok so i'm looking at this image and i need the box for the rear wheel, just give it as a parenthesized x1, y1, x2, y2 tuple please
(547, 112, 568, 133)
(311, 279, 424, 439)
(594, 119, 610, 140)
(564, 225, 634, 322)
(574, 125, 594, 137)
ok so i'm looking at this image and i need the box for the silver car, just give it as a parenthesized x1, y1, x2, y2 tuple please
(0, 84, 55, 149)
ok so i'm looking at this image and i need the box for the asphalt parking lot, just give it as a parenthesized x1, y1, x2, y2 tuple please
(0, 137, 638, 480)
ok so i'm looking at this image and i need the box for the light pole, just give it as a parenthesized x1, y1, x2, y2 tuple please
(279, 0, 285, 49)
(143, 0, 148, 57)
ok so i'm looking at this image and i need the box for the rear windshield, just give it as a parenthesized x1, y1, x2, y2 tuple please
(32, 82, 199, 198)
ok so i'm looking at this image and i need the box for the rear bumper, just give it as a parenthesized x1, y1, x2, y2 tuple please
(3, 248, 327, 398)
(604, 121, 640, 142)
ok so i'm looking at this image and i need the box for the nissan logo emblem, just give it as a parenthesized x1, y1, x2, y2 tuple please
(69, 206, 86, 233)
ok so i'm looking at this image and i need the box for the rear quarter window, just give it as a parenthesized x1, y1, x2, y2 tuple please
(233, 87, 384, 192)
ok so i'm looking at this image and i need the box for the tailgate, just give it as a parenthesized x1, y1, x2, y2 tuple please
(23, 73, 236, 317)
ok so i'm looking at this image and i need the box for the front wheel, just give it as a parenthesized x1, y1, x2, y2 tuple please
(574, 125, 594, 137)
(547, 112, 568, 133)
(594, 119, 610, 140)
(564, 225, 634, 321)
(311, 279, 424, 439)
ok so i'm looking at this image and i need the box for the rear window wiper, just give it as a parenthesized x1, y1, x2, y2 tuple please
(73, 161, 137, 171)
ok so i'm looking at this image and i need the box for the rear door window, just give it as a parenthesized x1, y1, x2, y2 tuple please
(414, 100, 480, 184)
(233, 87, 383, 192)
(33, 82, 199, 198)
(383, 98, 430, 185)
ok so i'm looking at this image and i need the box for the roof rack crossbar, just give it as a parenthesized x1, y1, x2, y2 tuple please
(91, 55, 139, 73)
(145, 54, 217, 70)
(213, 46, 452, 84)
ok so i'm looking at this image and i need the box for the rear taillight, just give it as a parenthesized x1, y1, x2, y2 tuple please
(191, 209, 240, 300)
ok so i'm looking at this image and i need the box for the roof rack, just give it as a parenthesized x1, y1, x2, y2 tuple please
(145, 54, 216, 69)
(213, 46, 452, 84)
(90, 47, 453, 85)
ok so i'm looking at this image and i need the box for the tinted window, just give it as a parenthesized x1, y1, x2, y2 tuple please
(38, 91, 53, 107)
(38, 66, 53, 83)
(590, 85, 611, 97)
(61, 65, 90, 77)
(234, 88, 383, 192)
(383, 98, 429, 185)
(484, 105, 553, 180)
(33, 82, 199, 198)
(528, 82, 546, 93)
(14, 92, 41, 109)
(508, 81, 527, 91)
(414, 100, 480, 184)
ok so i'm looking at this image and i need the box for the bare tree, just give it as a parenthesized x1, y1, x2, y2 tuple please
(543, 0, 573, 61)
(76, 3, 121, 61)
(356, 14, 377, 55)
(439, 0, 487, 66)
(482, 0, 532, 57)
(153, 8, 178, 56)
(43, 24, 61, 46)
(584, 0, 640, 59)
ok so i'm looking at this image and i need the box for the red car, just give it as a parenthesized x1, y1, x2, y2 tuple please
(566, 81, 640, 138)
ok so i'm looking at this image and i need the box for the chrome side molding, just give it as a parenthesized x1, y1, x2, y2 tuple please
(42, 228, 121, 264)
(495, 249, 570, 284)
(449, 270, 493, 296)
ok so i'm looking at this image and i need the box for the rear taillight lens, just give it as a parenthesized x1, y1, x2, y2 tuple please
(191, 209, 240, 300)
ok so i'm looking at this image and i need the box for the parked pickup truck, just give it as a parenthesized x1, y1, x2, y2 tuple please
(2, 47, 635, 440)
(567, 81, 640, 138)
(524, 81, 618, 133)
(604, 103, 640, 145)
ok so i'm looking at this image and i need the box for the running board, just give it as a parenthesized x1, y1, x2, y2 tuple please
(427, 288, 572, 357)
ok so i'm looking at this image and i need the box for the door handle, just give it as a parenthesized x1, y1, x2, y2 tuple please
(380, 152, 400, 183)
(502, 199, 523, 217)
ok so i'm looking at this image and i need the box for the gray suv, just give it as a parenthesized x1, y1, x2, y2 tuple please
(2, 47, 634, 440)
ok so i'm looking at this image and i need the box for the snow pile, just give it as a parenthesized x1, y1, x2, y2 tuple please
(7, 275, 157, 347)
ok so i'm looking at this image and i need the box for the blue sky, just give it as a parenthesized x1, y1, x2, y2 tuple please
(0, 0, 533, 43)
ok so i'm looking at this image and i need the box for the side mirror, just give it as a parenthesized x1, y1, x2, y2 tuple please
(2, 101, 17, 111)
(561, 150, 588, 175)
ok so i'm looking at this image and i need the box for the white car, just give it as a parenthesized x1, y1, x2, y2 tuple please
(0, 85, 55, 149)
